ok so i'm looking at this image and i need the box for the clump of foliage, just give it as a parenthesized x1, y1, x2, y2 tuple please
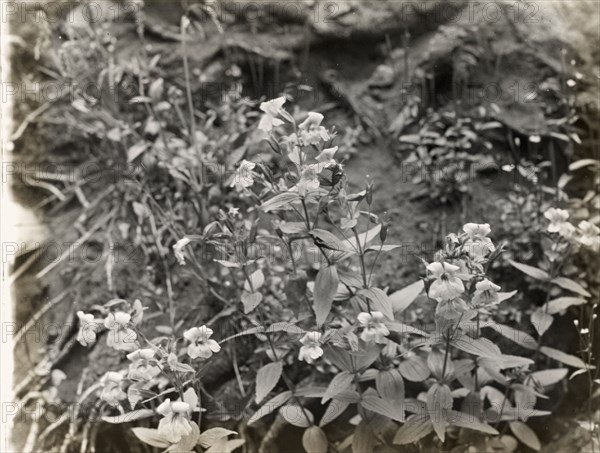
(68, 99, 597, 453)
(398, 111, 499, 205)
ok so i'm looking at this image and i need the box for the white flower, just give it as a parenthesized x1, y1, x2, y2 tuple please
(126, 348, 161, 381)
(298, 331, 323, 364)
(544, 208, 570, 234)
(76, 311, 101, 347)
(472, 279, 501, 306)
(462, 223, 495, 258)
(298, 112, 330, 145)
(258, 97, 286, 132)
(357, 311, 389, 343)
(173, 237, 191, 265)
(296, 165, 321, 197)
(427, 262, 465, 301)
(316, 146, 338, 163)
(156, 399, 193, 443)
(228, 206, 240, 217)
(104, 311, 138, 351)
(100, 372, 127, 407)
(231, 159, 257, 191)
(577, 220, 600, 250)
(183, 326, 221, 359)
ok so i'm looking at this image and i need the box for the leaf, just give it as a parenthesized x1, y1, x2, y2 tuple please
(248, 391, 292, 425)
(361, 394, 405, 422)
(509, 421, 541, 451)
(508, 260, 550, 281)
(488, 323, 537, 350)
(426, 383, 452, 442)
(359, 287, 393, 320)
(244, 269, 265, 292)
(279, 222, 307, 234)
(551, 277, 591, 297)
(393, 414, 433, 445)
(205, 438, 245, 453)
(197, 428, 237, 449)
(543, 297, 587, 314)
(310, 229, 349, 252)
(529, 368, 568, 387)
(376, 369, 405, 403)
(102, 409, 155, 424)
(540, 346, 594, 369)
(531, 310, 553, 337)
(313, 265, 339, 325)
(427, 349, 449, 381)
(386, 322, 429, 337)
(302, 426, 328, 453)
(452, 335, 502, 358)
(241, 291, 263, 314)
(365, 244, 401, 252)
(131, 428, 170, 448)
(448, 410, 499, 435)
(261, 192, 300, 212)
(389, 280, 425, 313)
(353, 421, 375, 453)
(280, 404, 313, 428)
(344, 224, 382, 251)
(497, 290, 518, 303)
(399, 356, 431, 382)
(320, 399, 350, 427)
(256, 362, 283, 404)
(322, 371, 354, 403)
(569, 159, 599, 171)
(127, 142, 148, 163)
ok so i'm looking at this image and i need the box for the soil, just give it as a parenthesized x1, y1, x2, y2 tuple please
(7, 1, 599, 452)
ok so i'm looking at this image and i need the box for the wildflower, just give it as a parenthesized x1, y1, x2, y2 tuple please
(126, 348, 161, 381)
(357, 311, 390, 343)
(228, 206, 240, 217)
(76, 311, 101, 347)
(296, 165, 321, 197)
(544, 208, 571, 235)
(298, 331, 323, 364)
(156, 399, 193, 443)
(427, 262, 465, 301)
(577, 220, 600, 250)
(99, 372, 127, 407)
(231, 159, 257, 191)
(298, 112, 330, 145)
(258, 97, 286, 132)
(104, 311, 138, 351)
(316, 146, 338, 163)
(529, 135, 541, 143)
(173, 237, 191, 265)
(462, 223, 495, 258)
(183, 326, 221, 359)
(472, 279, 501, 306)
(299, 112, 324, 130)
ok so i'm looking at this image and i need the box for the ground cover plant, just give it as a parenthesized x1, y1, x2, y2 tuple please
(7, 1, 600, 452)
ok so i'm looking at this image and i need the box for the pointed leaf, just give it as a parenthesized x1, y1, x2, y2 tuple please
(452, 335, 502, 358)
(261, 192, 300, 212)
(448, 410, 499, 435)
(102, 409, 155, 424)
(280, 404, 313, 428)
(248, 391, 292, 425)
(241, 291, 263, 314)
(322, 371, 354, 403)
(543, 297, 587, 314)
(488, 323, 537, 350)
(361, 394, 405, 422)
(551, 277, 591, 297)
(529, 368, 568, 387)
(197, 428, 237, 449)
(376, 368, 405, 403)
(353, 421, 375, 453)
(320, 399, 350, 427)
(393, 414, 433, 445)
(389, 280, 424, 313)
(313, 265, 339, 325)
(399, 356, 431, 382)
(509, 421, 541, 451)
(256, 361, 283, 403)
(508, 260, 549, 281)
(540, 346, 593, 369)
(531, 309, 553, 337)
